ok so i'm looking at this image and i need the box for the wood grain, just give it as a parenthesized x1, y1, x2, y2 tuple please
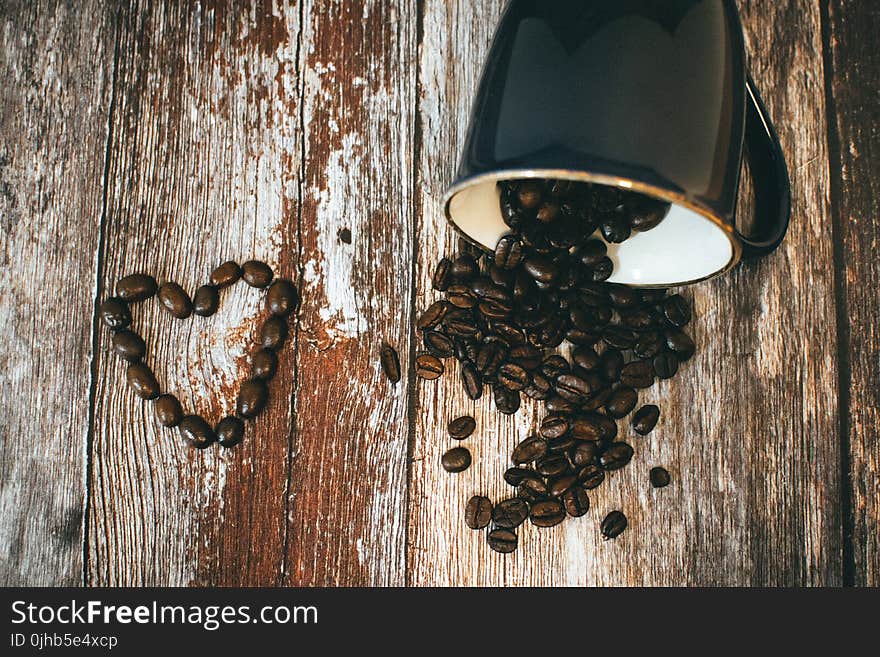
(0, 0, 115, 586)
(823, 0, 880, 586)
(408, 0, 842, 586)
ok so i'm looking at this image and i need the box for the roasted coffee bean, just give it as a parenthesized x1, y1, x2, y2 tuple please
(565, 327, 600, 345)
(640, 288, 668, 303)
(443, 315, 479, 339)
(465, 495, 493, 529)
(380, 343, 401, 383)
(523, 254, 559, 284)
(478, 298, 513, 319)
(447, 284, 477, 309)
(556, 373, 593, 403)
(632, 404, 660, 435)
(508, 345, 542, 370)
(653, 352, 679, 379)
(563, 486, 591, 517)
(442, 446, 472, 473)
(512, 436, 547, 464)
(424, 331, 455, 358)
(448, 415, 476, 440)
(601, 349, 624, 382)
(260, 316, 288, 349)
(237, 379, 269, 418)
(415, 353, 444, 380)
(663, 294, 691, 327)
(572, 346, 601, 371)
(650, 466, 671, 488)
(665, 329, 696, 360)
(493, 384, 521, 414)
(517, 180, 543, 208)
(432, 258, 453, 291)
(116, 274, 157, 302)
(242, 260, 274, 288)
(497, 362, 529, 390)
(590, 257, 613, 282)
(581, 386, 613, 412)
(577, 464, 606, 489)
(530, 499, 566, 527)
(536, 201, 560, 223)
(630, 199, 670, 231)
(547, 434, 576, 454)
(476, 341, 506, 376)
(540, 355, 569, 378)
(569, 415, 603, 441)
(578, 239, 607, 266)
(605, 386, 638, 418)
(216, 416, 245, 448)
(252, 348, 278, 380)
(601, 510, 628, 539)
(504, 467, 540, 486)
(469, 277, 506, 301)
(518, 478, 549, 504)
(523, 373, 553, 400)
(540, 415, 570, 440)
(492, 498, 529, 528)
(99, 297, 132, 329)
(111, 330, 146, 362)
(634, 332, 665, 359)
(450, 255, 479, 281)
(601, 213, 631, 243)
(153, 394, 183, 427)
(193, 285, 219, 317)
(461, 362, 483, 400)
(620, 360, 654, 389)
(600, 442, 634, 471)
(158, 282, 192, 319)
(489, 264, 515, 289)
(178, 415, 216, 449)
(487, 528, 518, 554)
(210, 261, 242, 288)
(494, 235, 524, 270)
(126, 362, 159, 399)
(536, 454, 569, 477)
(549, 474, 577, 497)
(545, 395, 577, 414)
(606, 285, 641, 309)
(266, 279, 299, 316)
(570, 441, 600, 468)
(602, 325, 638, 349)
(458, 236, 481, 256)
(417, 300, 449, 330)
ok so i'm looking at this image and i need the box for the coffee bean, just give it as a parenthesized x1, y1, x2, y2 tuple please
(487, 528, 518, 554)
(116, 274, 157, 302)
(601, 510, 628, 539)
(536, 454, 569, 477)
(260, 316, 288, 350)
(572, 346, 601, 371)
(517, 181, 543, 208)
(632, 405, 660, 435)
(578, 464, 606, 489)
(424, 331, 454, 358)
(126, 362, 159, 399)
(157, 282, 192, 319)
(432, 258, 453, 291)
(508, 345, 542, 370)
(178, 415, 216, 449)
(451, 255, 479, 281)
(380, 343, 401, 383)
(634, 332, 665, 359)
(652, 352, 679, 379)
(447, 284, 477, 309)
(493, 384, 521, 414)
(536, 201, 560, 223)
(99, 297, 132, 329)
(504, 467, 540, 486)
(590, 257, 613, 282)
(465, 496, 493, 529)
(530, 499, 565, 527)
(518, 477, 549, 503)
(601, 213, 631, 243)
(216, 416, 245, 448)
(497, 362, 529, 390)
(448, 415, 476, 440)
(600, 442, 634, 471)
(153, 394, 183, 427)
(665, 329, 696, 360)
(545, 395, 577, 414)
(606, 285, 641, 309)
(442, 446, 471, 473)
(210, 261, 242, 288)
(578, 240, 607, 266)
(549, 474, 577, 497)
(563, 486, 590, 517)
(512, 436, 547, 464)
(570, 414, 604, 441)
(601, 349, 624, 382)
(494, 235, 524, 270)
(570, 441, 599, 468)
(523, 373, 553, 400)
(556, 373, 593, 403)
(461, 362, 483, 400)
(663, 295, 691, 327)
(630, 198, 670, 231)
(193, 285, 219, 317)
(602, 325, 638, 349)
(650, 466, 671, 488)
(237, 379, 269, 418)
(252, 348, 278, 380)
(540, 415, 570, 440)
(523, 254, 559, 284)
(476, 341, 506, 376)
(492, 498, 529, 528)
(111, 330, 146, 362)
(605, 386, 637, 418)
(417, 301, 449, 330)
(620, 361, 654, 389)
(266, 279, 299, 316)
(415, 353, 444, 380)
(540, 354, 570, 378)
(242, 260, 274, 288)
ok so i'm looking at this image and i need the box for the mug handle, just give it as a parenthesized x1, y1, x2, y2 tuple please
(736, 73, 792, 258)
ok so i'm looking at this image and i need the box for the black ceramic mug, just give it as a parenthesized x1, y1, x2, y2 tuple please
(443, 0, 791, 287)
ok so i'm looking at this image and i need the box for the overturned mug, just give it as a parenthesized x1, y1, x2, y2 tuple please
(443, 0, 791, 287)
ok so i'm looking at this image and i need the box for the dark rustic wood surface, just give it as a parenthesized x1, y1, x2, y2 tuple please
(0, 0, 877, 586)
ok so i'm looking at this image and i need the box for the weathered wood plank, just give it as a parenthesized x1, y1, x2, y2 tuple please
(88, 0, 303, 585)
(0, 0, 115, 586)
(824, 0, 880, 586)
(281, 0, 416, 586)
(409, 0, 840, 585)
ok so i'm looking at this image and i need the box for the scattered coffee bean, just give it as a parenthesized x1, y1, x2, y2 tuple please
(461, 362, 482, 400)
(652, 352, 679, 379)
(241, 260, 273, 288)
(530, 499, 566, 527)
(632, 405, 660, 435)
(126, 362, 159, 399)
(252, 348, 278, 380)
(153, 394, 183, 427)
(192, 285, 219, 317)
(601, 510, 628, 539)
(441, 446, 471, 473)
(417, 301, 448, 330)
(512, 436, 547, 464)
(487, 528, 518, 554)
(465, 495, 493, 529)
(210, 261, 242, 288)
(605, 387, 637, 418)
(600, 442, 634, 471)
(216, 416, 245, 448)
(237, 379, 269, 418)
(563, 486, 591, 517)
(415, 353, 444, 380)
(157, 282, 192, 319)
(111, 330, 146, 362)
(432, 258, 453, 291)
(380, 343, 401, 383)
(663, 295, 691, 327)
(99, 297, 132, 329)
(448, 415, 476, 440)
(650, 466, 671, 488)
(260, 316, 288, 350)
(178, 415, 216, 449)
(492, 498, 529, 529)
(266, 279, 299, 316)
(116, 274, 157, 302)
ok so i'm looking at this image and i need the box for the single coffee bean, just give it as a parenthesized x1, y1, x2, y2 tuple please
(216, 416, 245, 448)
(504, 467, 540, 486)
(417, 300, 449, 330)
(192, 285, 219, 317)
(441, 446, 471, 473)
(601, 510, 628, 539)
(448, 415, 476, 440)
(380, 343, 401, 383)
(507, 345, 542, 370)
(494, 235, 524, 270)
(476, 341, 506, 376)
(540, 354, 570, 378)
(512, 436, 547, 464)
(465, 495, 493, 529)
(630, 198, 670, 231)
(259, 316, 288, 350)
(570, 440, 599, 468)
(540, 415, 570, 440)
(620, 360, 654, 389)
(266, 279, 299, 316)
(536, 454, 569, 477)
(602, 325, 638, 349)
(634, 332, 665, 359)
(461, 362, 483, 400)
(487, 528, 518, 554)
(549, 474, 578, 497)
(492, 498, 529, 529)
(493, 384, 521, 415)
(450, 255, 479, 281)
(569, 415, 602, 441)
(523, 373, 553, 400)
(605, 386, 637, 418)
(530, 499, 566, 527)
(153, 394, 183, 427)
(606, 285, 641, 309)
(432, 258, 453, 291)
(547, 434, 576, 454)
(99, 297, 132, 329)
(632, 404, 660, 435)
(242, 260, 274, 288)
(663, 294, 691, 327)
(589, 257, 613, 282)
(600, 442, 635, 471)
(601, 214, 631, 243)
(652, 352, 679, 379)
(572, 346, 601, 371)
(578, 464, 606, 489)
(497, 362, 529, 391)
(447, 284, 477, 309)
(545, 395, 577, 414)
(578, 239, 607, 266)
(116, 274, 157, 302)
(424, 331, 455, 358)
(126, 362, 159, 399)
(210, 261, 242, 288)
(518, 477, 549, 504)
(415, 353, 444, 380)
(523, 254, 559, 284)
(252, 348, 278, 380)
(237, 379, 269, 418)
(338, 228, 352, 243)
(601, 349, 624, 382)
(178, 415, 216, 449)
(157, 282, 192, 319)
(665, 329, 696, 360)
(111, 330, 146, 362)
(563, 486, 590, 517)
(556, 373, 593, 403)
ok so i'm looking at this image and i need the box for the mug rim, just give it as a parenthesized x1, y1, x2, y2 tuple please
(442, 167, 743, 288)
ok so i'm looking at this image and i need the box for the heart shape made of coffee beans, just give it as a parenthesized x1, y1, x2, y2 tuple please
(97, 259, 299, 449)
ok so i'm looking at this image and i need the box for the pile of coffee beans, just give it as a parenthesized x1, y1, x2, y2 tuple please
(412, 178, 690, 552)
(98, 259, 299, 449)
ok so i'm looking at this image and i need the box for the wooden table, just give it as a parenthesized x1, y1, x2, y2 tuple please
(1, 0, 877, 587)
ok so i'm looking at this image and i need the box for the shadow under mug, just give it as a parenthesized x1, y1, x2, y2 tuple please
(443, 0, 791, 287)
